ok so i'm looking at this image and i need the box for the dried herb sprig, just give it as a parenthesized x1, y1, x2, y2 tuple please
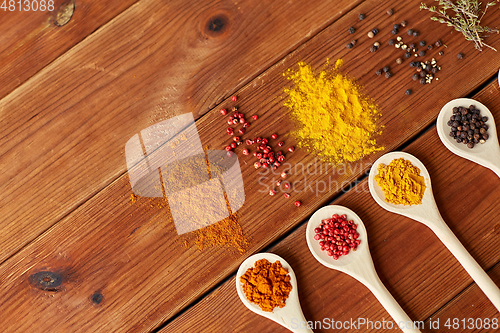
(420, 0, 499, 51)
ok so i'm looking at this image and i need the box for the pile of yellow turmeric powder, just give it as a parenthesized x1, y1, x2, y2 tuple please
(240, 259, 292, 312)
(375, 158, 426, 205)
(283, 59, 383, 165)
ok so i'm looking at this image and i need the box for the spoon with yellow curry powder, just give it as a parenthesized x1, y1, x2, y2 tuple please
(306, 205, 421, 333)
(369, 151, 500, 312)
(236, 253, 313, 333)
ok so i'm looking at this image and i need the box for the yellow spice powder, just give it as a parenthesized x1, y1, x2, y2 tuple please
(375, 158, 426, 205)
(283, 59, 383, 165)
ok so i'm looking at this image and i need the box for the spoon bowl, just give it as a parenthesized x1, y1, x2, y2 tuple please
(436, 98, 500, 177)
(236, 253, 312, 333)
(306, 205, 421, 333)
(306, 205, 368, 270)
(369, 151, 500, 312)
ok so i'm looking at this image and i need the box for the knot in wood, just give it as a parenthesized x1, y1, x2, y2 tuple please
(29, 271, 63, 291)
(203, 14, 229, 38)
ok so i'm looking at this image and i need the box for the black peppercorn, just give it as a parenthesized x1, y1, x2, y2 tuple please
(388, 39, 395, 46)
(435, 40, 442, 47)
(457, 53, 464, 59)
(359, 13, 365, 20)
(419, 50, 426, 56)
(407, 29, 414, 36)
(387, 8, 394, 16)
(401, 21, 407, 27)
(410, 61, 416, 67)
(420, 78, 426, 84)
(405, 89, 412, 95)
(392, 29, 398, 35)
(431, 67, 438, 73)
(383, 66, 390, 72)
(385, 72, 392, 78)
(427, 45, 433, 50)
(393, 24, 400, 30)
(438, 51, 444, 56)
(482, 116, 488, 122)
(347, 43, 353, 49)
(348, 27, 356, 34)
(370, 46, 377, 52)
(405, 52, 411, 58)
(457, 137, 463, 143)
(419, 40, 426, 46)
(467, 142, 474, 149)
(372, 28, 378, 35)
(412, 73, 419, 81)
(413, 31, 419, 37)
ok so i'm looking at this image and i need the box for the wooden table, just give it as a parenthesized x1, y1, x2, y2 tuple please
(1, 0, 500, 332)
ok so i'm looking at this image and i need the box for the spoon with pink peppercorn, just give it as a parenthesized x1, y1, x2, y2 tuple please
(306, 205, 421, 333)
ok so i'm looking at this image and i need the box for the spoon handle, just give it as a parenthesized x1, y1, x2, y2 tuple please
(368, 275, 422, 333)
(431, 218, 500, 312)
(351, 263, 421, 333)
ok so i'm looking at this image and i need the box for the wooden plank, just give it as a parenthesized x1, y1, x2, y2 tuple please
(0, 0, 139, 100)
(1, 0, 500, 332)
(160, 79, 500, 332)
(0, 0, 361, 264)
(423, 263, 500, 332)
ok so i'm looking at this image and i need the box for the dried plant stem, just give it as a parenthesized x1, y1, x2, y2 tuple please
(420, 0, 499, 51)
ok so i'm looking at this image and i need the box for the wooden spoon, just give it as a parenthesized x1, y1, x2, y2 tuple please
(436, 98, 500, 177)
(236, 253, 313, 333)
(306, 205, 421, 333)
(369, 151, 500, 312)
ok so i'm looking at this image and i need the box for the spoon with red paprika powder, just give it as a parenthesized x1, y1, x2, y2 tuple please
(369, 151, 500, 312)
(236, 253, 313, 333)
(306, 205, 421, 333)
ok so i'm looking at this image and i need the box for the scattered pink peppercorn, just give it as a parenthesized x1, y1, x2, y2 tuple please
(243, 122, 250, 128)
(252, 115, 258, 120)
(238, 128, 245, 135)
(284, 193, 290, 198)
(288, 146, 295, 152)
(230, 142, 237, 149)
(233, 136, 240, 142)
(254, 162, 261, 169)
(294, 200, 301, 207)
(269, 189, 276, 196)
(242, 149, 249, 155)
(283, 182, 290, 189)
(281, 172, 287, 179)
(225, 146, 232, 152)
(278, 141, 284, 147)
(220, 108, 227, 115)
(276, 180, 281, 186)
(271, 134, 278, 139)
(231, 95, 237, 102)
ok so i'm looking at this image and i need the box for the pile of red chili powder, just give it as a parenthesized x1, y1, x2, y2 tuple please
(313, 213, 360, 260)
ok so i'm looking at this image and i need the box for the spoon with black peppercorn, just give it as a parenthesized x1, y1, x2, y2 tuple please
(236, 253, 313, 333)
(437, 98, 500, 177)
(306, 205, 421, 333)
(369, 151, 500, 313)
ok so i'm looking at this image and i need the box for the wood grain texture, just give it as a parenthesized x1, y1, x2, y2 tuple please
(0, 0, 359, 265)
(0, 0, 139, 100)
(160, 79, 500, 332)
(423, 263, 500, 332)
(1, 0, 500, 332)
